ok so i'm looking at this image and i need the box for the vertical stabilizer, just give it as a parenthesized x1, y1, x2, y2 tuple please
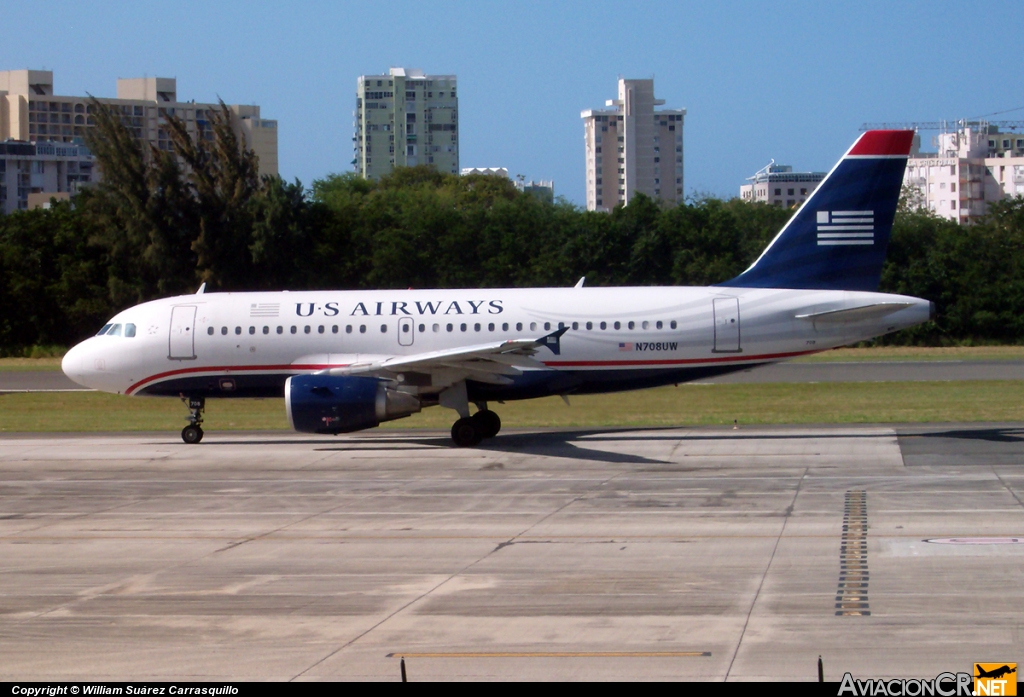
(720, 130, 914, 291)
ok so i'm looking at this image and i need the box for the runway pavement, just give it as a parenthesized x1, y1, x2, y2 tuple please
(2, 424, 1023, 681)
(3, 360, 1024, 393)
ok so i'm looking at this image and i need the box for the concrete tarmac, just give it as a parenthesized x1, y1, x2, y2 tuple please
(2, 424, 1023, 681)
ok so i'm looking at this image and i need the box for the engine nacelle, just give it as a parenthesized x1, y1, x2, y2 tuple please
(285, 375, 421, 434)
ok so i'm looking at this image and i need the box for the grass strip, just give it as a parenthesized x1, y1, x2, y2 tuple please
(2, 380, 1022, 433)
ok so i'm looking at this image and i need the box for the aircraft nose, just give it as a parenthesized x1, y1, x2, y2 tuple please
(61, 340, 90, 387)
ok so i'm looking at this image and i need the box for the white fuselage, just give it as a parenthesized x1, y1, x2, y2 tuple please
(62, 285, 931, 400)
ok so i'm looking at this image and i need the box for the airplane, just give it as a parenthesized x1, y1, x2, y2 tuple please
(62, 130, 932, 447)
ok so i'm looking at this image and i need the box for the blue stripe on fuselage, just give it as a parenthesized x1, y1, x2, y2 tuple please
(135, 365, 763, 401)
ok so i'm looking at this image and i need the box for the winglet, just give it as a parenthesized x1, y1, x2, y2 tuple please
(574, 277, 585, 288)
(537, 326, 569, 355)
(196, 283, 206, 295)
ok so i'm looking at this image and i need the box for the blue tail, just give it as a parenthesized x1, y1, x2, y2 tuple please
(720, 130, 914, 291)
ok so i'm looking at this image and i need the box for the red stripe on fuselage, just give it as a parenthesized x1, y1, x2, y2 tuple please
(544, 349, 815, 367)
(126, 363, 339, 395)
(126, 349, 818, 395)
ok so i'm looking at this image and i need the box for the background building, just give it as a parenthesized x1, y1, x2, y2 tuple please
(739, 161, 825, 208)
(0, 69, 278, 177)
(0, 140, 94, 214)
(582, 78, 685, 211)
(902, 122, 1024, 223)
(355, 68, 458, 180)
(515, 178, 554, 204)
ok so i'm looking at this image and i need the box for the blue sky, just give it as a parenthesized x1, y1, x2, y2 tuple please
(3, 0, 1022, 205)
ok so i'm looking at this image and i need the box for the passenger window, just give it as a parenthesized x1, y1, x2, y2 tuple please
(346, 325, 353, 333)
(572, 322, 578, 330)
(530, 322, 537, 331)
(586, 322, 593, 330)
(502, 323, 509, 331)
(432, 324, 440, 332)
(96, 324, 112, 336)
(290, 326, 297, 334)
(263, 326, 269, 334)
(108, 324, 122, 336)
(124, 323, 136, 338)
(207, 327, 214, 336)
(304, 326, 311, 334)
(446, 323, 453, 332)
(277, 326, 283, 334)
(249, 327, 255, 335)
(318, 325, 324, 334)
(380, 324, 387, 333)
(460, 323, 467, 332)
(474, 323, 481, 331)
(614, 321, 621, 330)
(656, 321, 663, 329)
(670, 320, 677, 329)
(544, 322, 551, 331)
(516, 322, 523, 331)
(600, 322, 607, 330)
(488, 323, 494, 331)
(359, 325, 366, 333)
(642, 321, 649, 330)
(332, 325, 339, 333)
(235, 327, 241, 335)
(418, 324, 425, 332)
(221, 327, 228, 335)
(627, 321, 635, 330)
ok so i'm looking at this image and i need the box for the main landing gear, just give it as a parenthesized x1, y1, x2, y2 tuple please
(451, 405, 501, 447)
(180, 396, 205, 444)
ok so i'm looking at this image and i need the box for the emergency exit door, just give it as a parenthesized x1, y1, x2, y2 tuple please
(398, 317, 415, 346)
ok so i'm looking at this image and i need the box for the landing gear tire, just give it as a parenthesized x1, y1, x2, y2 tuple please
(451, 417, 483, 447)
(472, 410, 501, 438)
(181, 425, 204, 444)
(180, 395, 205, 444)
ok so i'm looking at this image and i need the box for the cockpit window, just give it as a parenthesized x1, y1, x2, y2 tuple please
(107, 324, 122, 336)
(124, 323, 136, 338)
(96, 324, 112, 336)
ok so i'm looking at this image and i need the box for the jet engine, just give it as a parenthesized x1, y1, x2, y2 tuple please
(285, 375, 421, 434)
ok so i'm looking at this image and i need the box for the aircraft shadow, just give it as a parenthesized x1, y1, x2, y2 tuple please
(901, 426, 1024, 444)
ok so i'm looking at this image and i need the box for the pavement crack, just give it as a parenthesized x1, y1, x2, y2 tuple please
(290, 464, 630, 681)
(724, 467, 807, 681)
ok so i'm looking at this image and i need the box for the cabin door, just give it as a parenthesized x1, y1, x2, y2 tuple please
(713, 297, 741, 353)
(169, 305, 197, 360)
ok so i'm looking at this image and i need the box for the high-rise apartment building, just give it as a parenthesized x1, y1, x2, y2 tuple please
(903, 123, 1024, 223)
(354, 68, 458, 180)
(582, 78, 685, 211)
(0, 70, 278, 177)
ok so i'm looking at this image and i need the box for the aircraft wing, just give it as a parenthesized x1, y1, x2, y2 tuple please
(323, 327, 568, 386)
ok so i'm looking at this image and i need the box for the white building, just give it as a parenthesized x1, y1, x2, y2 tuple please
(355, 68, 458, 180)
(0, 140, 94, 214)
(903, 123, 1024, 223)
(582, 78, 685, 211)
(739, 161, 825, 208)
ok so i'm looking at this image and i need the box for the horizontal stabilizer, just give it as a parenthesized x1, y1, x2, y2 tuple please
(795, 302, 915, 324)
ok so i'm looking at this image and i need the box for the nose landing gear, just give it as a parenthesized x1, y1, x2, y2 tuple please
(180, 396, 205, 444)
